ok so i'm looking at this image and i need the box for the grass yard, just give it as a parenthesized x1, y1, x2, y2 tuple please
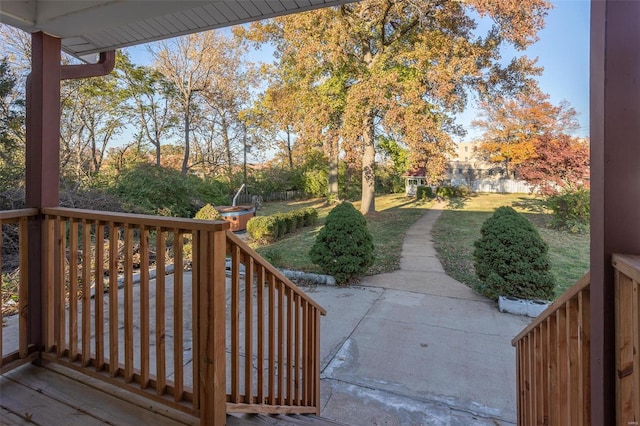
(431, 193, 590, 299)
(252, 194, 433, 276)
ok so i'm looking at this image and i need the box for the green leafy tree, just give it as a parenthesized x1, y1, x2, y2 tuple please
(119, 52, 177, 167)
(473, 206, 555, 300)
(243, 0, 550, 214)
(310, 202, 374, 284)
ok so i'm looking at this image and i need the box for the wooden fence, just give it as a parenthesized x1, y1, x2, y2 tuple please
(0, 207, 326, 424)
(233, 190, 306, 205)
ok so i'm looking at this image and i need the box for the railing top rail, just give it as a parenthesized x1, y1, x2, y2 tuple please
(0, 208, 39, 221)
(613, 254, 640, 282)
(42, 207, 230, 232)
(512, 271, 590, 345)
(226, 230, 327, 316)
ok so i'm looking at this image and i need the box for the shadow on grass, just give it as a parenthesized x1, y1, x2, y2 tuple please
(512, 196, 547, 213)
(445, 196, 470, 209)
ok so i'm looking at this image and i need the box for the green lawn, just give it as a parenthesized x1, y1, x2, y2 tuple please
(252, 194, 433, 276)
(431, 193, 590, 299)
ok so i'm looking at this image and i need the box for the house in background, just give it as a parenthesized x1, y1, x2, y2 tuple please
(402, 167, 428, 196)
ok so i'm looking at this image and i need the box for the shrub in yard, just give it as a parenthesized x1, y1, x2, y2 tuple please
(546, 188, 590, 233)
(302, 207, 319, 226)
(416, 186, 435, 200)
(309, 202, 374, 284)
(473, 206, 555, 300)
(194, 203, 222, 221)
(291, 209, 306, 229)
(247, 216, 279, 242)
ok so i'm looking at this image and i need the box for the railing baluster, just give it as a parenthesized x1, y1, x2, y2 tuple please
(156, 228, 166, 395)
(139, 225, 149, 388)
(191, 231, 200, 410)
(578, 290, 590, 424)
(108, 222, 118, 377)
(56, 217, 66, 358)
(278, 279, 284, 405)
(44, 216, 54, 350)
(231, 244, 241, 402)
(123, 225, 134, 382)
(268, 273, 276, 406)
(314, 308, 321, 413)
(245, 256, 254, 404)
(286, 286, 293, 405)
(81, 220, 91, 366)
(18, 217, 28, 359)
(302, 299, 309, 406)
(294, 293, 300, 406)
(95, 222, 105, 371)
(256, 265, 265, 405)
(173, 229, 184, 401)
(69, 220, 79, 362)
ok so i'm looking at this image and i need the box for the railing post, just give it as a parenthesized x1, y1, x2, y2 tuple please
(198, 228, 227, 425)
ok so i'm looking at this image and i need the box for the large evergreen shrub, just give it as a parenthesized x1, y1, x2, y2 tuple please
(473, 206, 555, 300)
(309, 202, 374, 284)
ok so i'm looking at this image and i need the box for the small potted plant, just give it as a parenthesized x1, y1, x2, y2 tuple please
(473, 206, 555, 317)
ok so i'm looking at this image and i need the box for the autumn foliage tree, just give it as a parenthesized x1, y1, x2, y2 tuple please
(473, 87, 579, 177)
(516, 134, 589, 195)
(243, 0, 551, 214)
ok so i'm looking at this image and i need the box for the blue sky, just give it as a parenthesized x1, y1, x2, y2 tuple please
(126, 0, 591, 145)
(460, 0, 590, 141)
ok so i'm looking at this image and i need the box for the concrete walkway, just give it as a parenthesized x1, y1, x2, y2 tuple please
(302, 205, 531, 425)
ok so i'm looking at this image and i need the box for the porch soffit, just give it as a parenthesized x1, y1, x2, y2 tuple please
(0, 0, 356, 59)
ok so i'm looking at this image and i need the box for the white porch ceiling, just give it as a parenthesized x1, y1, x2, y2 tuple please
(0, 1, 356, 58)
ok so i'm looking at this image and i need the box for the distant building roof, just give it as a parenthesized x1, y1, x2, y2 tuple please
(403, 167, 426, 177)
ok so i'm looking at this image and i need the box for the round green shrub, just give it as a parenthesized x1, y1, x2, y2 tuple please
(309, 202, 374, 284)
(194, 203, 222, 221)
(473, 206, 555, 300)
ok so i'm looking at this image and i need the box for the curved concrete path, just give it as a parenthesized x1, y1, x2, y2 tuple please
(303, 204, 532, 425)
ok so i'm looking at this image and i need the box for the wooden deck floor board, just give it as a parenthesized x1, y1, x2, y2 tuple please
(0, 407, 34, 425)
(1, 363, 195, 426)
(0, 374, 106, 425)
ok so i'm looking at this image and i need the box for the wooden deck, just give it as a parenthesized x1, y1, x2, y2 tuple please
(0, 362, 344, 426)
(0, 362, 197, 425)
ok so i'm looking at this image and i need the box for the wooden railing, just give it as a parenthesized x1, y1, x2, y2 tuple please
(512, 272, 591, 426)
(25, 207, 325, 424)
(613, 254, 640, 425)
(0, 208, 38, 373)
(225, 231, 326, 414)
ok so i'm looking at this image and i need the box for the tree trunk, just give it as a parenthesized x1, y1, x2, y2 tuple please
(360, 113, 375, 215)
(181, 100, 190, 175)
(328, 137, 339, 197)
(286, 129, 294, 170)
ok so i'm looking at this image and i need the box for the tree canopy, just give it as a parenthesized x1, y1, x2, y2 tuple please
(242, 0, 551, 213)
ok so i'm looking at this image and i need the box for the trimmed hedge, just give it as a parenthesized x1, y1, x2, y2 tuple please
(473, 206, 555, 300)
(247, 207, 319, 242)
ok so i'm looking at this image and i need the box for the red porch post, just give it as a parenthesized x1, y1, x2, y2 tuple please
(590, 1, 640, 424)
(25, 32, 61, 351)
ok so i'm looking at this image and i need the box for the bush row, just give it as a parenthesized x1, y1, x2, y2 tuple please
(247, 207, 318, 242)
